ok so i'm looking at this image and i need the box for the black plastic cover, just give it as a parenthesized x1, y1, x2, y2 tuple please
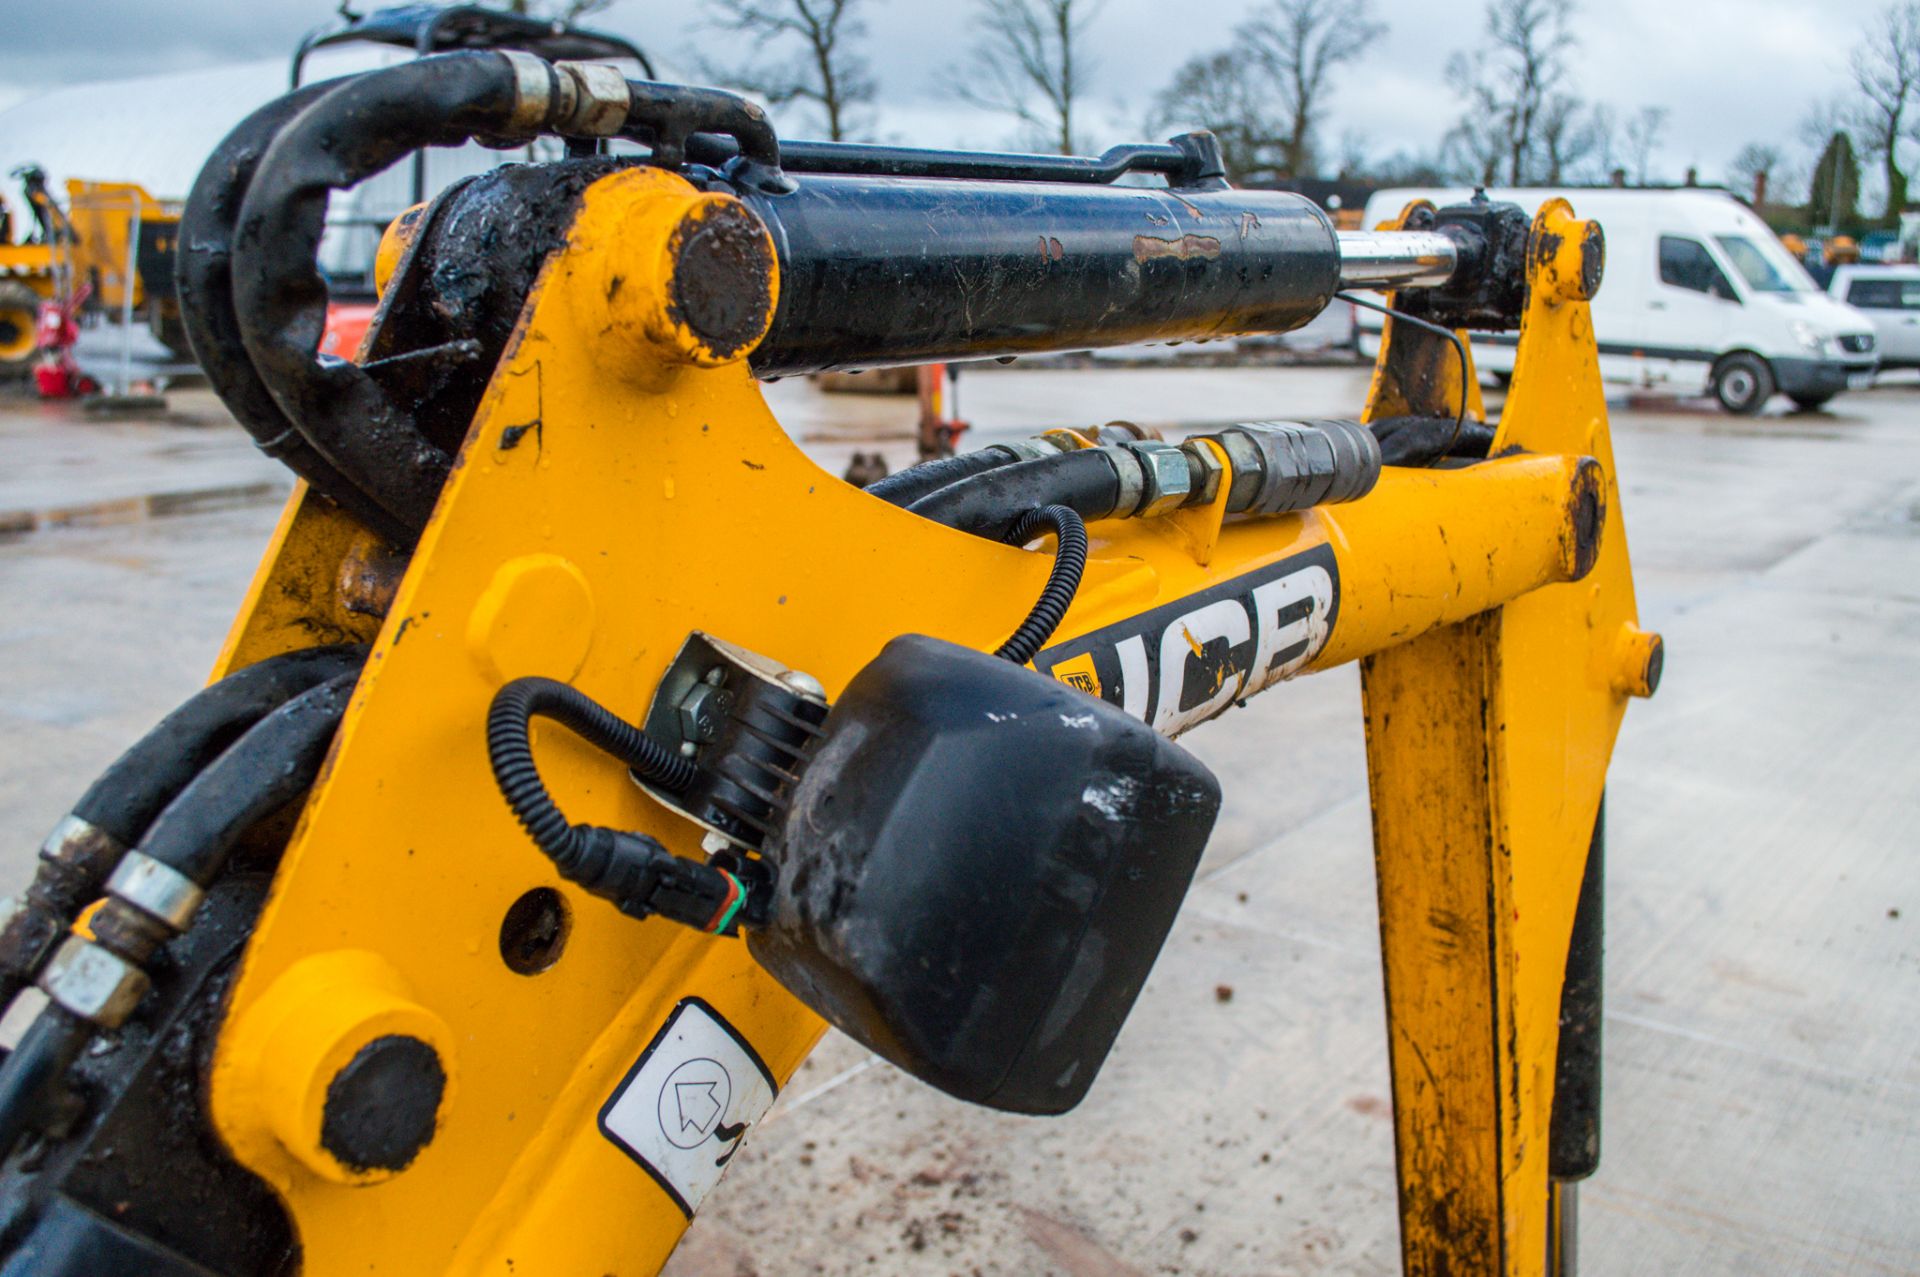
(750, 635, 1220, 1114)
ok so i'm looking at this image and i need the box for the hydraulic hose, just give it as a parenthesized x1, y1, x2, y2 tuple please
(995, 506, 1089, 666)
(232, 53, 530, 538)
(486, 680, 743, 931)
(73, 646, 366, 850)
(908, 448, 1123, 542)
(863, 446, 1020, 508)
(136, 675, 357, 889)
(0, 1006, 88, 1165)
(0, 674, 359, 1164)
(175, 77, 408, 543)
(1371, 414, 1496, 467)
(0, 646, 366, 1010)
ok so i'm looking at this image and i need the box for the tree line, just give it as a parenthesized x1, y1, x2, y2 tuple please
(688, 0, 1920, 231)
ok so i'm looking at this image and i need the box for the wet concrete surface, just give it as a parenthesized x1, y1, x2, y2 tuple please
(0, 368, 1916, 1273)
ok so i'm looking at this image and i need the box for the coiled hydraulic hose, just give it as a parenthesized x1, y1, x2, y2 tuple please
(175, 78, 408, 542)
(995, 506, 1089, 666)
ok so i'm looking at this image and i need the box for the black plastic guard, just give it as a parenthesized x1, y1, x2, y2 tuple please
(750, 634, 1220, 1115)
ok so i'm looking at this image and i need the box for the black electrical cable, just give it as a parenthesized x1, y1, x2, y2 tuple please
(486, 681, 748, 931)
(487, 679, 697, 866)
(863, 446, 1019, 508)
(995, 505, 1089, 666)
(1338, 292, 1471, 454)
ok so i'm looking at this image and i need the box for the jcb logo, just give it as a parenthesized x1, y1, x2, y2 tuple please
(1035, 544, 1338, 738)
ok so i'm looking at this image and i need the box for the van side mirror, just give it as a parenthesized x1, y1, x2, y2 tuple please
(750, 635, 1221, 1114)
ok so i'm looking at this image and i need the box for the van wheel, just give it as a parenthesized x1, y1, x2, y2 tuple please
(1788, 393, 1835, 413)
(1712, 353, 1774, 415)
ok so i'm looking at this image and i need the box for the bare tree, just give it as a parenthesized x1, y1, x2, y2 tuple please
(1445, 0, 1578, 185)
(1849, 0, 1920, 221)
(1441, 50, 1509, 184)
(1537, 93, 1610, 183)
(701, 0, 875, 141)
(952, 0, 1105, 154)
(1729, 142, 1784, 207)
(1150, 49, 1279, 182)
(1241, 0, 1386, 178)
(1622, 105, 1667, 185)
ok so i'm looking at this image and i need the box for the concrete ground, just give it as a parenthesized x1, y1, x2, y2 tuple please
(0, 368, 1915, 1274)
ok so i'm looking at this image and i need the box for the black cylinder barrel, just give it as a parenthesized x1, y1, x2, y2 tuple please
(738, 176, 1340, 376)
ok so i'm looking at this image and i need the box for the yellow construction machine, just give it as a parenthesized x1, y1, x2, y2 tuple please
(0, 51, 1658, 1277)
(0, 167, 186, 377)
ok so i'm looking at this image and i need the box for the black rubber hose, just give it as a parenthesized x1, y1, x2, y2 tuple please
(863, 446, 1019, 508)
(232, 52, 531, 538)
(487, 678, 697, 863)
(995, 506, 1089, 666)
(138, 674, 357, 888)
(0, 1005, 89, 1164)
(73, 645, 366, 850)
(907, 448, 1123, 542)
(1370, 414, 1496, 467)
(176, 77, 408, 543)
(0, 645, 368, 1014)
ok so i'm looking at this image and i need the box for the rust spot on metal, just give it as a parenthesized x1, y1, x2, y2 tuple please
(1238, 211, 1261, 240)
(667, 200, 775, 362)
(1048, 236, 1065, 261)
(336, 535, 408, 619)
(1168, 194, 1204, 220)
(1579, 222, 1606, 299)
(1564, 458, 1607, 581)
(1133, 233, 1222, 264)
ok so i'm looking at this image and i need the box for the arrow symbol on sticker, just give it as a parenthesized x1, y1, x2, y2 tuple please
(674, 1079, 721, 1134)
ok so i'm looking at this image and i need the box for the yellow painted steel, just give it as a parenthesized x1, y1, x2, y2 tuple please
(1360, 198, 1648, 1275)
(192, 167, 1648, 1274)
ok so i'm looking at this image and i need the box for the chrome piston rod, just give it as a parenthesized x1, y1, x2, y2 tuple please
(1337, 230, 1460, 290)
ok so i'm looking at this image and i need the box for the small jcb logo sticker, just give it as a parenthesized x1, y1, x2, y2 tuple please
(1050, 653, 1103, 698)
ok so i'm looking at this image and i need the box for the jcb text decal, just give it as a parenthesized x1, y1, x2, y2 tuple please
(1034, 544, 1338, 737)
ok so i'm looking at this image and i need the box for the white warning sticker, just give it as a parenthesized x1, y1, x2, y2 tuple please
(598, 997, 778, 1215)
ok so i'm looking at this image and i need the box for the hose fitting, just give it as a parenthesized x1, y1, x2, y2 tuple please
(1192, 419, 1381, 516)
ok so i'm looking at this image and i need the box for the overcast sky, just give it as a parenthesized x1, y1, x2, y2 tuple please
(0, 0, 1871, 184)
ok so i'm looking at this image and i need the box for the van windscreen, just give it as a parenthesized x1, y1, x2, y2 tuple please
(1715, 236, 1807, 293)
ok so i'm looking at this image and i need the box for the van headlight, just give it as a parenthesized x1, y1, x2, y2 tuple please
(1789, 320, 1823, 353)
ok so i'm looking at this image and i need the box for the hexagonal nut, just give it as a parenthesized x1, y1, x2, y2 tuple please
(677, 681, 734, 744)
(41, 937, 149, 1027)
(1125, 441, 1193, 519)
(1181, 439, 1226, 505)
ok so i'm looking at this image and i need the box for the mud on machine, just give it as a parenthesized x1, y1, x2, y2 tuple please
(0, 49, 1658, 1277)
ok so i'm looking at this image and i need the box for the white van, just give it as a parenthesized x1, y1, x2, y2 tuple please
(1356, 188, 1880, 414)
